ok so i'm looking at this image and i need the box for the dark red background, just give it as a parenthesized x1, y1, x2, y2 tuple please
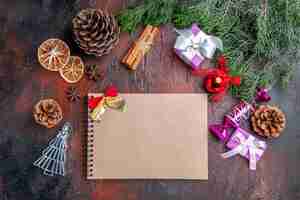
(0, 0, 299, 200)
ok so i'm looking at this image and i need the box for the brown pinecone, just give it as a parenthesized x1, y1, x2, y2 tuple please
(72, 8, 120, 57)
(251, 105, 286, 138)
(33, 99, 63, 128)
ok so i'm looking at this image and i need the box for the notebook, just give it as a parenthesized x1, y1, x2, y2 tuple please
(87, 94, 208, 180)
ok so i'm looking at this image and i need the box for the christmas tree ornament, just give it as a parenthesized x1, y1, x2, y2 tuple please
(122, 25, 159, 70)
(221, 127, 267, 170)
(38, 38, 71, 71)
(72, 8, 120, 57)
(89, 86, 126, 121)
(193, 55, 241, 102)
(33, 99, 63, 128)
(65, 86, 80, 102)
(255, 87, 271, 103)
(59, 56, 85, 83)
(85, 64, 104, 81)
(34, 122, 72, 176)
(251, 105, 286, 138)
(174, 24, 223, 69)
(209, 101, 254, 141)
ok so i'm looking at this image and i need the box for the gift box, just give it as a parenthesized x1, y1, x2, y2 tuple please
(209, 117, 235, 142)
(209, 101, 253, 141)
(174, 23, 223, 70)
(222, 127, 267, 170)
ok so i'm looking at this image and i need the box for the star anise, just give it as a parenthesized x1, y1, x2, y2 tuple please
(65, 86, 80, 102)
(85, 64, 104, 81)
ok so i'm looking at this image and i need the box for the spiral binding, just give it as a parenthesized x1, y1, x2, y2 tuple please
(87, 96, 95, 178)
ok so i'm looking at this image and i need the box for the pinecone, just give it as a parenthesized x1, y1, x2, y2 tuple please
(72, 8, 120, 57)
(33, 99, 63, 128)
(251, 105, 286, 138)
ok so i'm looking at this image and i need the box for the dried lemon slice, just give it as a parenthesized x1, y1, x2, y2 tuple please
(59, 56, 85, 83)
(38, 38, 71, 71)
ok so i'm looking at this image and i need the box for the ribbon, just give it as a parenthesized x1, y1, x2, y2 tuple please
(221, 128, 267, 170)
(192, 55, 241, 102)
(174, 24, 223, 69)
(89, 86, 126, 121)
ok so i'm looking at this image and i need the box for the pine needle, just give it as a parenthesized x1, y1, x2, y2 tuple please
(117, 0, 177, 33)
(117, 0, 300, 101)
(117, 5, 146, 33)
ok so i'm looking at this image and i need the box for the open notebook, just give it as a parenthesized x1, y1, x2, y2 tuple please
(87, 94, 208, 180)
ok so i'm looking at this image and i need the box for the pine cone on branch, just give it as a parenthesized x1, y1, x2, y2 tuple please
(33, 99, 63, 128)
(72, 8, 120, 57)
(251, 105, 286, 138)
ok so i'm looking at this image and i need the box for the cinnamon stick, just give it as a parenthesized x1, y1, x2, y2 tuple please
(122, 25, 159, 70)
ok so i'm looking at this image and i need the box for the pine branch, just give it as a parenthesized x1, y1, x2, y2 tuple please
(117, 0, 300, 101)
(117, 0, 177, 33)
(117, 5, 146, 33)
(142, 0, 177, 26)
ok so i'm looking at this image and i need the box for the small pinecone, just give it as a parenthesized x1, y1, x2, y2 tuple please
(33, 99, 63, 128)
(72, 8, 120, 57)
(251, 105, 286, 138)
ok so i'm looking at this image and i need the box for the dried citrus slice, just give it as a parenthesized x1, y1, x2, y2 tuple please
(59, 56, 85, 83)
(38, 38, 70, 71)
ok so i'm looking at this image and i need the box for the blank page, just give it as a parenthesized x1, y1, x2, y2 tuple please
(87, 94, 208, 180)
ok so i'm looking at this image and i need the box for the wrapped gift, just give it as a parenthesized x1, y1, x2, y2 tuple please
(225, 101, 254, 127)
(221, 127, 267, 170)
(209, 101, 254, 142)
(174, 23, 223, 70)
(209, 117, 234, 142)
(255, 87, 271, 102)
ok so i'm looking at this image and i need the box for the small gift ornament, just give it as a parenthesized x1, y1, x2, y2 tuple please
(225, 101, 255, 127)
(174, 23, 223, 70)
(255, 87, 271, 103)
(221, 127, 267, 170)
(209, 101, 254, 141)
(88, 86, 126, 121)
(193, 55, 241, 102)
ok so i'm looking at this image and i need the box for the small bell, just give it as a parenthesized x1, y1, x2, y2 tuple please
(212, 76, 223, 88)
